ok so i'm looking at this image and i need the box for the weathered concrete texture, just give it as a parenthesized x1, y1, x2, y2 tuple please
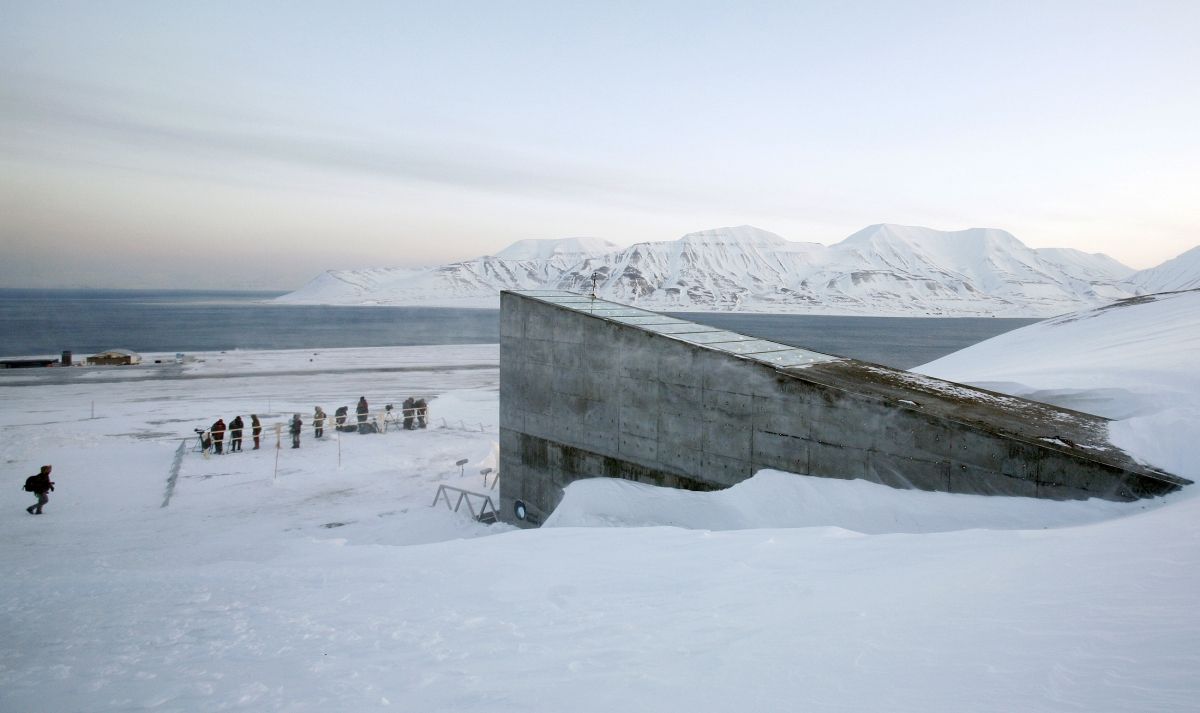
(499, 290, 1189, 526)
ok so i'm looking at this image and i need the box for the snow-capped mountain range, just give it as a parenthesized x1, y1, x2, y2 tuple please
(278, 224, 1198, 317)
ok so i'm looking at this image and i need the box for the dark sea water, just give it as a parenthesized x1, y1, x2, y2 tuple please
(0, 290, 1040, 369)
(0, 289, 500, 357)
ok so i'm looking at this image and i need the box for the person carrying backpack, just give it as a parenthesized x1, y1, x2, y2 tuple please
(24, 465, 55, 515)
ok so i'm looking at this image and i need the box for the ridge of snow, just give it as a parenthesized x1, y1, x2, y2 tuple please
(493, 236, 620, 261)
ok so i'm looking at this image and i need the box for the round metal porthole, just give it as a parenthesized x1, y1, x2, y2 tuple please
(514, 500, 528, 521)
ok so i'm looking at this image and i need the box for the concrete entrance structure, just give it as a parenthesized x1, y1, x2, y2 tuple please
(499, 290, 1188, 527)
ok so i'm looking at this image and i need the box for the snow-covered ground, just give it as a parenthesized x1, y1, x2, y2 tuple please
(4, 301, 1200, 712)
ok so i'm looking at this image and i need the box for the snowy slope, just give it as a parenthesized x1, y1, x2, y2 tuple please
(493, 236, 619, 261)
(917, 289, 1200, 479)
(280, 224, 1168, 316)
(1128, 245, 1200, 292)
(278, 237, 620, 307)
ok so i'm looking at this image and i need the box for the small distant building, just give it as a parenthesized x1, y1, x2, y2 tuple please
(0, 358, 57, 369)
(87, 349, 142, 366)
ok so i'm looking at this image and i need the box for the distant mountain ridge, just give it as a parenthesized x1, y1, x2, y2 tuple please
(278, 225, 1196, 317)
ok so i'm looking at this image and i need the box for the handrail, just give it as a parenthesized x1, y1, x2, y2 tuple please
(431, 484, 498, 523)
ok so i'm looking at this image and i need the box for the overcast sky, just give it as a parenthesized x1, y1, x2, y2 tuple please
(2, 1, 1198, 290)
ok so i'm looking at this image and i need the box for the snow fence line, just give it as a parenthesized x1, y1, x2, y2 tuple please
(162, 439, 187, 508)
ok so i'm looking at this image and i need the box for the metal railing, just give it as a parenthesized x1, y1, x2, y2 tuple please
(432, 484, 498, 523)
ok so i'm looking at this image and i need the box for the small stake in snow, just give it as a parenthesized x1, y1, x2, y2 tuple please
(273, 423, 282, 481)
(480, 467, 493, 487)
(456, 458, 468, 478)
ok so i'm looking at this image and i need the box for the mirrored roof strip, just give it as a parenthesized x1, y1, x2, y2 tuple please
(512, 290, 839, 367)
(753, 349, 838, 367)
(715, 339, 797, 355)
(641, 323, 726, 335)
(608, 316, 690, 326)
(674, 331, 758, 345)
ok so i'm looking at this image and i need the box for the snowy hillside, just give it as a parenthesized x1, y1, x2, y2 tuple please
(1129, 246, 1200, 293)
(917, 288, 1200, 479)
(278, 237, 620, 307)
(278, 224, 1187, 316)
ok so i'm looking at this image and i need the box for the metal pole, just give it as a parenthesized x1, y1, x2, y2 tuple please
(273, 423, 281, 481)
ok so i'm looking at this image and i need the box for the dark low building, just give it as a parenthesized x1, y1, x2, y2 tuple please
(0, 358, 57, 369)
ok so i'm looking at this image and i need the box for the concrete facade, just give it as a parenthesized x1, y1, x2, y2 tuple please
(499, 290, 1188, 527)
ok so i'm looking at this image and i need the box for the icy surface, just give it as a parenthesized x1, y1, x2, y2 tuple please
(278, 224, 1198, 317)
(3, 336, 1200, 711)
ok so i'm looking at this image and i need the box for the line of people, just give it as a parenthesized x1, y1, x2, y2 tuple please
(201, 415, 263, 454)
(200, 397, 428, 454)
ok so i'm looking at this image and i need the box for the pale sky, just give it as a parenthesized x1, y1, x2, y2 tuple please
(1, 0, 1198, 289)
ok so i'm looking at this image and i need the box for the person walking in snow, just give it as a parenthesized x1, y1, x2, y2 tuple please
(229, 415, 244, 452)
(211, 418, 226, 454)
(251, 415, 262, 450)
(313, 407, 326, 439)
(290, 414, 302, 448)
(23, 465, 55, 515)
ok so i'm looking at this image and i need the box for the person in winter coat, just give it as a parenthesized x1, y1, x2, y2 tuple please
(356, 397, 370, 434)
(402, 397, 416, 430)
(290, 414, 302, 448)
(211, 418, 226, 454)
(229, 415, 244, 452)
(414, 398, 428, 429)
(335, 406, 348, 430)
(251, 415, 262, 450)
(24, 465, 55, 515)
(313, 407, 326, 439)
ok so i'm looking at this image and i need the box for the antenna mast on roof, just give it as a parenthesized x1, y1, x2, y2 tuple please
(590, 272, 600, 298)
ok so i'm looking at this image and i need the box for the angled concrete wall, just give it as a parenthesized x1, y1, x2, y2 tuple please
(499, 291, 1188, 526)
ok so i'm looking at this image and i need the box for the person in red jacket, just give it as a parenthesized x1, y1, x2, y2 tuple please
(211, 418, 226, 454)
(24, 465, 55, 515)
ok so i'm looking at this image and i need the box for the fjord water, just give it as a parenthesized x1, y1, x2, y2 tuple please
(0, 290, 1038, 369)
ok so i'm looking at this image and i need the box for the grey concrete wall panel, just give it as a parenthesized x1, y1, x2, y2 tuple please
(498, 291, 1189, 527)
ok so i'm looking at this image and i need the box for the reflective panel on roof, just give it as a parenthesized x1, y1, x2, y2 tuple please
(608, 315, 689, 326)
(750, 349, 838, 367)
(576, 308, 656, 318)
(513, 290, 839, 364)
(514, 290, 581, 298)
(640, 323, 725, 335)
(674, 331, 757, 345)
(711, 339, 794, 355)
